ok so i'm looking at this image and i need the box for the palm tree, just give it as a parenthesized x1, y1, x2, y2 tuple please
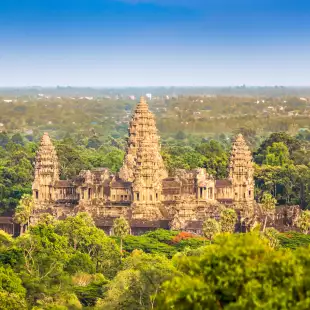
(113, 216, 130, 256)
(261, 192, 277, 232)
(13, 194, 34, 234)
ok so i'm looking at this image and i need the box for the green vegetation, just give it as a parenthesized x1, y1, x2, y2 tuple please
(1, 214, 310, 309)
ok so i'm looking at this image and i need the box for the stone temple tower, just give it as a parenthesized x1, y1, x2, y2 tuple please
(32, 133, 59, 202)
(119, 96, 167, 183)
(132, 137, 164, 204)
(229, 134, 254, 204)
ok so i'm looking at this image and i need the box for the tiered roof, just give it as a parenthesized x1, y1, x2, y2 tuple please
(229, 134, 254, 181)
(119, 96, 167, 182)
(34, 132, 59, 181)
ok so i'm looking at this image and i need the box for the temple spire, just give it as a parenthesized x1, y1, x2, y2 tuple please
(119, 96, 167, 183)
(32, 133, 59, 202)
(229, 134, 254, 203)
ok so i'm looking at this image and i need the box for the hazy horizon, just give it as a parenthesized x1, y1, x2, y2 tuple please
(1, 0, 309, 87)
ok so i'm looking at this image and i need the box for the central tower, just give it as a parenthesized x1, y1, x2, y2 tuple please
(119, 96, 167, 184)
(119, 97, 167, 219)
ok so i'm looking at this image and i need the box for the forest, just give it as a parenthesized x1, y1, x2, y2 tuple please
(1, 212, 310, 309)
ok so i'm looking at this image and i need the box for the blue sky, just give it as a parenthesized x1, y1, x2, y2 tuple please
(0, 0, 309, 86)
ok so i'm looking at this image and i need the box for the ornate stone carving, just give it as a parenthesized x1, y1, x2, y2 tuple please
(229, 134, 254, 204)
(32, 132, 59, 202)
(119, 96, 167, 182)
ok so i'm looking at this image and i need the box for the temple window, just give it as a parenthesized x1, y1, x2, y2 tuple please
(156, 193, 158, 200)
(136, 193, 140, 201)
(88, 188, 91, 199)
(249, 190, 251, 196)
(35, 191, 39, 199)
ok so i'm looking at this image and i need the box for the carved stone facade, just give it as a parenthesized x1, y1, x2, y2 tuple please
(32, 132, 60, 202)
(31, 97, 256, 234)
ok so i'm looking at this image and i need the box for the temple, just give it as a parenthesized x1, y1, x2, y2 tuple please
(30, 97, 255, 235)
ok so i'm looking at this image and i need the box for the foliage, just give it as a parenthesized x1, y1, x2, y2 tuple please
(172, 231, 197, 243)
(278, 231, 310, 249)
(56, 213, 121, 278)
(202, 218, 221, 241)
(261, 192, 277, 231)
(2, 218, 310, 309)
(158, 233, 310, 309)
(72, 273, 108, 307)
(219, 208, 237, 233)
(262, 227, 280, 248)
(113, 216, 130, 255)
(142, 229, 178, 243)
(264, 142, 291, 166)
(296, 210, 310, 234)
(98, 250, 178, 309)
(0, 266, 27, 309)
(13, 194, 34, 229)
(122, 235, 177, 258)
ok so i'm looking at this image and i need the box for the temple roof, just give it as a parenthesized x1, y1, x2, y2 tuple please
(162, 178, 181, 188)
(0, 216, 14, 224)
(55, 180, 73, 188)
(110, 180, 132, 189)
(184, 220, 203, 230)
(215, 179, 232, 188)
(34, 132, 59, 181)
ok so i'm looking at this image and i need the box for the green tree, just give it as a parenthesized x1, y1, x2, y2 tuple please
(0, 266, 27, 310)
(196, 140, 228, 179)
(102, 149, 125, 172)
(159, 233, 310, 310)
(261, 192, 277, 232)
(175, 130, 186, 140)
(262, 227, 280, 248)
(296, 210, 310, 234)
(56, 213, 121, 278)
(0, 229, 13, 249)
(98, 250, 178, 310)
(264, 142, 291, 166)
(113, 216, 130, 255)
(0, 132, 9, 147)
(202, 218, 221, 242)
(13, 194, 34, 233)
(255, 132, 301, 164)
(11, 133, 24, 145)
(219, 208, 237, 233)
